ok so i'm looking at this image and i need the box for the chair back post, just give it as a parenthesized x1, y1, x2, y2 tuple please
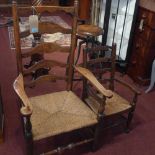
(67, 0, 78, 90)
(98, 95, 106, 119)
(109, 43, 116, 91)
(12, 1, 23, 74)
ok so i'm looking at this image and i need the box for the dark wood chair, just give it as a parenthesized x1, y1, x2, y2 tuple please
(13, 1, 113, 154)
(79, 43, 141, 133)
(75, 24, 103, 65)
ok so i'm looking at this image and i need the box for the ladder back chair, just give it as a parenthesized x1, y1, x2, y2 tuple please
(80, 43, 141, 133)
(13, 1, 113, 154)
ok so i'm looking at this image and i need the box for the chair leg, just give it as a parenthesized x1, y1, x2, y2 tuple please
(125, 109, 134, 133)
(26, 137, 33, 155)
(92, 118, 103, 151)
(25, 116, 33, 155)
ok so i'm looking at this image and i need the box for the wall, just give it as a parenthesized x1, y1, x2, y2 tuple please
(139, 0, 155, 11)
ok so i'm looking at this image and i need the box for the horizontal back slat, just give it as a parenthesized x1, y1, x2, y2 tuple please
(18, 6, 75, 15)
(34, 6, 75, 14)
(39, 22, 72, 34)
(84, 46, 112, 53)
(91, 68, 112, 75)
(22, 43, 70, 58)
(87, 57, 111, 65)
(25, 74, 68, 87)
(23, 59, 68, 75)
(20, 30, 30, 38)
(20, 22, 71, 37)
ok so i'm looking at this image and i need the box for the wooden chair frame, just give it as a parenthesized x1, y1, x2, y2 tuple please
(81, 43, 141, 132)
(12, 1, 114, 155)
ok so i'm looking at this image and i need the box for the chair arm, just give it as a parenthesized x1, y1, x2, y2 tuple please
(114, 77, 141, 95)
(13, 74, 33, 116)
(74, 66, 113, 98)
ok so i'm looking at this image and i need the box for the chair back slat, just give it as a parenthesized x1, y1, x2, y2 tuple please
(20, 23, 71, 38)
(21, 43, 70, 58)
(20, 30, 30, 38)
(38, 22, 72, 34)
(88, 57, 111, 65)
(84, 46, 112, 53)
(17, 6, 75, 15)
(23, 59, 68, 75)
(92, 68, 112, 75)
(25, 74, 68, 87)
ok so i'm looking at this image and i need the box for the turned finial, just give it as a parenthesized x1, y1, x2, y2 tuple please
(74, 0, 79, 7)
(12, 1, 17, 5)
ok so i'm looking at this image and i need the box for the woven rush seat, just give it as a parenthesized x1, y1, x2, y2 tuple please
(29, 91, 97, 141)
(85, 92, 131, 116)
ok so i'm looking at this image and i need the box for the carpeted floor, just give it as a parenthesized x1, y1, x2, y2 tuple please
(0, 13, 155, 155)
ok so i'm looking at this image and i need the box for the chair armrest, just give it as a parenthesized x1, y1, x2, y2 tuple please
(13, 74, 33, 116)
(74, 66, 113, 98)
(114, 77, 141, 95)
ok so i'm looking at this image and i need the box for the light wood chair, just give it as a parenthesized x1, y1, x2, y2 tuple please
(13, 1, 113, 154)
(80, 43, 141, 133)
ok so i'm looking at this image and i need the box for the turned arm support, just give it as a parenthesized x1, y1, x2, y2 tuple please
(87, 84, 106, 116)
(74, 66, 113, 98)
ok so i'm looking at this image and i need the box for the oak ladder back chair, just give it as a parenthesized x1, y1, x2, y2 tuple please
(80, 43, 141, 133)
(13, 1, 113, 155)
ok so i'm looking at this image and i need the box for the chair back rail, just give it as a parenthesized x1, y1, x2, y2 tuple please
(90, 68, 112, 76)
(20, 22, 71, 38)
(25, 74, 68, 87)
(38, 22, 72, 34)
(87, 57, 112, 65)
(17, 6, 75, 15)
(23, 59, 68, 75)
(21, 43, 70, 58)
(84, 46, 112, 53)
